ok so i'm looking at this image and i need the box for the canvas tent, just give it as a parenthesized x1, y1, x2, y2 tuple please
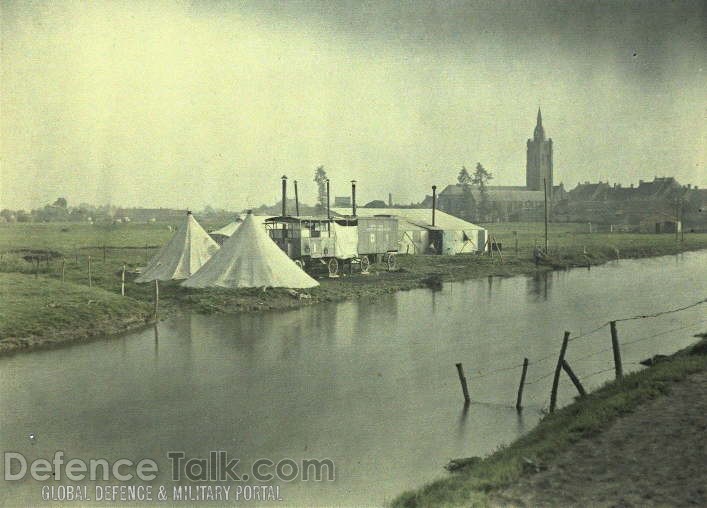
(212, 221, 241, 237)
(182, 212, 319, 289)
(210, 221, 242, 245)
(331, 207, 487, 255)
(136, 211, 220, 282)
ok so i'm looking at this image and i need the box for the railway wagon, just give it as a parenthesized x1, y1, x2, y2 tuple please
(265, 215, 398, 275)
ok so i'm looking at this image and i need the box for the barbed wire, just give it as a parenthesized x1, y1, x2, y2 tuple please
(578, 367, 616, 382)
(613, 297, 706, 323)
(568, 322, 610, 342)
(456, 298, 706, 384)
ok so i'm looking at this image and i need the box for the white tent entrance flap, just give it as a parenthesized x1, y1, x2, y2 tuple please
(182, 212, 319, 289)
(331, 222, 358, 259)
(136, 212, 219, 282)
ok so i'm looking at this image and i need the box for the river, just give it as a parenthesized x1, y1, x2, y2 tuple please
(1, 251, 705, 506)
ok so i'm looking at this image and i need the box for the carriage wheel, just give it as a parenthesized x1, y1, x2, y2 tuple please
(360, 255, 370, 273)
(328, 258, 339, 277)
(386, 253, 397, 271)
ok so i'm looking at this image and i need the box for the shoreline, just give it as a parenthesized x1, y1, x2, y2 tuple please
(1, 244, 705, 357)
(392, 333, 707, 507)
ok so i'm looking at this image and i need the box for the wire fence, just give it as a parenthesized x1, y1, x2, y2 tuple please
(453, 297, 707, 409)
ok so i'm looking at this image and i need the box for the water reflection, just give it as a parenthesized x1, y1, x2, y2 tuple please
(527, 270, 551, 300)
(1, 252, 706, 507)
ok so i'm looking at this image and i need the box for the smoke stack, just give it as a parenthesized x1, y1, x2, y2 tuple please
(351, 180, 357, 216)
(431, 185, 437, 226)
(326, 178, 331, 220)
(294, 180, 300, 216)
(388, 193, 392, 208)
(281, 175, 288, 216)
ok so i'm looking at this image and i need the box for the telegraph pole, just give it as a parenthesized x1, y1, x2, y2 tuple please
(543, 177, 549, 253)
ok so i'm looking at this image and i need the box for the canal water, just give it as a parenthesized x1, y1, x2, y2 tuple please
(1, 251, 705, 506)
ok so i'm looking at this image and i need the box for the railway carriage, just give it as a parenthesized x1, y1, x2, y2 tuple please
(265, 216, 398, 276)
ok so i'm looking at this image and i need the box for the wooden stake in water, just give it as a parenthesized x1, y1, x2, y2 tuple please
(103, 245, 107, 262)
(121, 264, 126, 296)
(88, 256, 92, 287)
(549, 331, 571, 413)
(455, 363, 471, 404)
(153, 279, 159, 320)
(610, 321, 623, 382)
(61, 258, 66, 283)
(516, 358, 529, 410)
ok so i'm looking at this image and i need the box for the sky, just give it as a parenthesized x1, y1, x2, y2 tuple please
(1, 0, 705, 210)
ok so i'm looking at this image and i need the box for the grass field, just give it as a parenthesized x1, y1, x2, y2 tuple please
(0, 273, 152, 355)
(1, 221, 706, 354)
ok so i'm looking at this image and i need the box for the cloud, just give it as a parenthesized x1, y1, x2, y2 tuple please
(1, 0, 704, 209)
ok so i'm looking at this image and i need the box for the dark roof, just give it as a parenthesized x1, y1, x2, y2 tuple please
(439, 184, 544, 202)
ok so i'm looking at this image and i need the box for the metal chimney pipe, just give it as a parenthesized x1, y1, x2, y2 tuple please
(281, 175, 288, 216)
(431, 185, 437, 226)
(351, 180, 357, 216)
(294, 180, 300, 216)
(326, 179, 331, 220)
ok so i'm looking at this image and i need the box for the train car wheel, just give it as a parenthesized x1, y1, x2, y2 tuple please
(386, 253, 397, 271)
(360, 255, 370, 273)
(328, 258, 339, 277)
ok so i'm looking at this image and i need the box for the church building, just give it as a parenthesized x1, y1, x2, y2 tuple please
(437, 109, 565, 221)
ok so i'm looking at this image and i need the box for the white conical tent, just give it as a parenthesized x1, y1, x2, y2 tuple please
(136, 213, 220, 282)
(211, 221, 241, 237)
(182, 213, 319, 289)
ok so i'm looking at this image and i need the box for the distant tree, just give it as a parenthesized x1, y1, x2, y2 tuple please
(457, 166, 475, 220)
(472, 163, 494, 221)
(53, 197, 68, 208)
(313, 166, 328, 211)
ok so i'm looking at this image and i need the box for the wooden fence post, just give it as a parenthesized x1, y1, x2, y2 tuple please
(561, 360, 586, 397)
(121, 264, 126, 296)
(153, 280, 159, 320)
(455, 363, 471, 404)
(610, 321, 623, 382)
(516, 358, 529, 410)
(549, 331, 571, 413)
(88, 256, 92, 287)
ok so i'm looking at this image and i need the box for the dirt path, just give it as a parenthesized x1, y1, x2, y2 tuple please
(493, 371, 707, 507)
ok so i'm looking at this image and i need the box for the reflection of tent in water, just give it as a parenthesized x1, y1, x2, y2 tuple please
(182, 212, 319, 289)
(136, 211, 219, 282)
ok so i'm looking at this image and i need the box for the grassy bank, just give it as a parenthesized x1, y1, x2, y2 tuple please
(1, 221, 707, 355)
(0, 273, 152, 355)
(391, 335, 707, 507)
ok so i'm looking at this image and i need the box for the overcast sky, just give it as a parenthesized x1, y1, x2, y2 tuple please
(1, 0, 705, 210)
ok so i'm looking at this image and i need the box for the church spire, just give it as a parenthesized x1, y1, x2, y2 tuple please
(534, 107, 545, 140)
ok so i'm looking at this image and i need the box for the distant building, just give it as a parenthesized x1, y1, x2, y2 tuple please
(438, 109, 564, 222)
(526, 108, 554, 198)
(114, 208, 185, 223)
(554, 177, 707, 230)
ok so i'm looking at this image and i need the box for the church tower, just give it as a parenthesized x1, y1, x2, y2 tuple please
(526, 108, 553, 198)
